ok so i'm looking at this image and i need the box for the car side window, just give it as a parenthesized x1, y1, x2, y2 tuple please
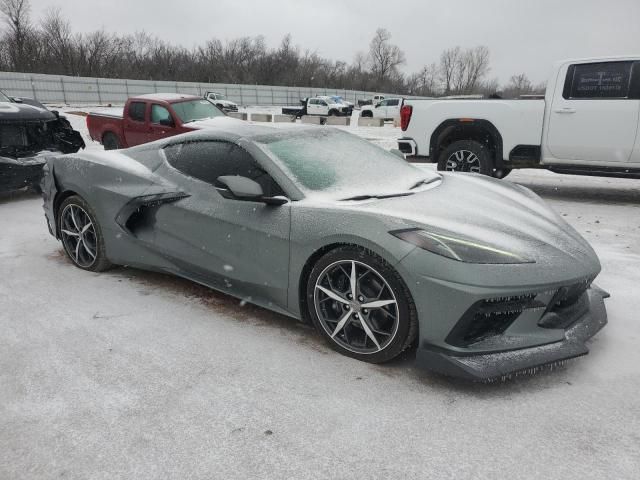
(129, 102, 146, 122)
(563, 61, 633, 99)
(387, 99, 399, 106)
(164, 141, 285, 197)
(151, 104, 172, 125)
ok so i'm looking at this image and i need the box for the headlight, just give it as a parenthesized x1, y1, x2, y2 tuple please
(391, 228, 534, 264)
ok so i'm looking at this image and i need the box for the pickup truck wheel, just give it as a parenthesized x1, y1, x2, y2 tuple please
(438, 140, 493, 176)
(361, 110, 373, 118)
(102, 132, 120, 150)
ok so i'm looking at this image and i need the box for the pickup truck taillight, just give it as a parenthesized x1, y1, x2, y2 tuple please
(400, 104, 412, 131)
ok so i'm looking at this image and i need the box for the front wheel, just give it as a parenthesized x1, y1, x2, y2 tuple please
(306, 246, 418, 364)
(361, 110, 373, 118)
(437, 140, 494, 176)
(58, 195, 112, 272)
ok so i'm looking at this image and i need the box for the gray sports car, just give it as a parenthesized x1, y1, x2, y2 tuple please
(41, 124, 609, 381)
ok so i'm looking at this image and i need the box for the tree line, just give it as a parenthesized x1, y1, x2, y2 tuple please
(0, 0, 545, 98)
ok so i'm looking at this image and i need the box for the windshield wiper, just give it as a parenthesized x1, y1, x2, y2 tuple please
(341, 192, 414, 201)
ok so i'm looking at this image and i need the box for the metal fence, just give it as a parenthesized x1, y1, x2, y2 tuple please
(0, 71, 420, 106)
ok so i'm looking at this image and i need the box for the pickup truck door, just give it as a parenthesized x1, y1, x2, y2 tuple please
(373, 100, 387, 118)
(386, 99, 400, 119)
(122, 101, 150, 147)
(546, 61, 640, 163)
(306, 99, 319, 115)
(148, 103, 178, 142)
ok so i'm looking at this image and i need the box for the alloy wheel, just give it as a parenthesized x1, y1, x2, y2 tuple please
(446, 149, 481, 173)
(60, 204, 97, 268)
(314, 260, 399, 354)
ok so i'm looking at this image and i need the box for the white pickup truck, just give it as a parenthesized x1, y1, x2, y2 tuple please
(361, 97, 402, 120)
(398, 56, 640, 179)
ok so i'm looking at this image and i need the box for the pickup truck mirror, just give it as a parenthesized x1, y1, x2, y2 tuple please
(11, 97, 23, 103)
(159, 117, 174, 127)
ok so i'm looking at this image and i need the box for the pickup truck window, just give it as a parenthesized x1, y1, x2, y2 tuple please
(172, 99, 224, 123)
(564, 61, 633, 99)
(164, 141, 284, 196)
(151, 104, 171, 124)
(129, 102, 146, 122)
(387, 99, 400, 106)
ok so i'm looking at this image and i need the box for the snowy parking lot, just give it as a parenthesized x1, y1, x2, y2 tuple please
(1, 112, 640, 479)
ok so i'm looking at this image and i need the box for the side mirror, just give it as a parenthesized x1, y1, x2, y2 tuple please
(159, 117, 174, 127)
(11, 97, 23, 103)
(217, 175, 289, 205)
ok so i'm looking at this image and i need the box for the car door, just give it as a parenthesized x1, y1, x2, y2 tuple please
(122, 101, 150, 146)
(148, 103, 177, 142)
(546, 61, 640, 163)
(149, 139, 292, 309)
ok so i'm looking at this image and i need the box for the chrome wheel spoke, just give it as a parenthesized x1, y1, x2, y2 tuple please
(331, 310, 353, 338)
(316, 285, 348, 304)
(361, 299, 397, 309)
(61, 229, 79, 237)
(358, 316, 381, 351)
(349, 261, 357, 297)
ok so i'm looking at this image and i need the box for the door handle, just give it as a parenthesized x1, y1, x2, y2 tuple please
(554, 107, 576, 114)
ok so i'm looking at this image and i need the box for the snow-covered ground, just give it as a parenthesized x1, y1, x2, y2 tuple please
(1, 109, 640, 479)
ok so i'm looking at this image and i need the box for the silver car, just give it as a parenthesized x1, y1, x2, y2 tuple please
(41, 125, 608, 381)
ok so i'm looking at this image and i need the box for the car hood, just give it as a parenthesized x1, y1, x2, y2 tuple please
(0, 101, 55, 121)
(350, 172, 599, 270)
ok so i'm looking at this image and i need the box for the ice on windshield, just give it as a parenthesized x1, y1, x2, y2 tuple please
(256, 129, 439, 199)
(172, 99, 224, 123)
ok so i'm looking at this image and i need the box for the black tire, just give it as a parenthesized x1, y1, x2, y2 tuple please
(361, 110, 373, 118)
(306, 246, 418, 364)
(102, 132, 120, 150)
(437, 139, 494, 176)
(57, 195, 112, 272)
(328, 109, 338, 116)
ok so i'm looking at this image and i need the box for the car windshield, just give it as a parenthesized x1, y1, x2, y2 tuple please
(0, 91, 11, 102)
(256, 129, 439, 200)
(212, 93, 226, 100)
(172, 99, 225, 123)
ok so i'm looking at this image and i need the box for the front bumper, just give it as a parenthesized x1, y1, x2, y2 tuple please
(415, 286, 609, 381)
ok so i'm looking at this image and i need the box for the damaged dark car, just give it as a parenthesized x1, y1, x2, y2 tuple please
(0, 90, 85, 193)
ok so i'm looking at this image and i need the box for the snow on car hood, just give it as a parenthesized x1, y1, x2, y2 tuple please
(355, 172, 599, 270)
(0, 101, 55, 121)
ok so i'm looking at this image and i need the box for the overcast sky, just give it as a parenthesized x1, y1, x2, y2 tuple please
(27, 0, 640, 85)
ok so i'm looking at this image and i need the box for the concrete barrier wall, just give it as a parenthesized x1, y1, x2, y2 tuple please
(250, 113, 273, 122)
(326, 116, 351, 126)
(301, 116, 325, 125)
(273, 114, 296, 123)
(358, 117, 384, 127)
(227, 112, 248, 120)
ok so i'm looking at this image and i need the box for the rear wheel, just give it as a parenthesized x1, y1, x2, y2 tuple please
(306, 246, 418, 364)
(102, 132, 120, 150)
(58, 195, 112, 272)
(437, 139, 494, 176)
(361, 110, 373, 118)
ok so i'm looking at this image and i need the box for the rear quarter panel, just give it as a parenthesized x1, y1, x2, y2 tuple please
(87, 112, 126, 146)
(404, 99, 545, 159)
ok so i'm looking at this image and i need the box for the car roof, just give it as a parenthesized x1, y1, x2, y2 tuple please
(131, 93, 201, 103)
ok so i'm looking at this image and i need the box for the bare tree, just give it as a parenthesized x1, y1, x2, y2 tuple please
(407, 63, 438, 96)
(503, 73, 533, 98)
(439, 46, 460, 95)
(0, 0, 32, 70)
(368, 28, 405, 87)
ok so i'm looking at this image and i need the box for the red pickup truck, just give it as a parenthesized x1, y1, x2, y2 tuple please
(86, 93, 230, 149)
